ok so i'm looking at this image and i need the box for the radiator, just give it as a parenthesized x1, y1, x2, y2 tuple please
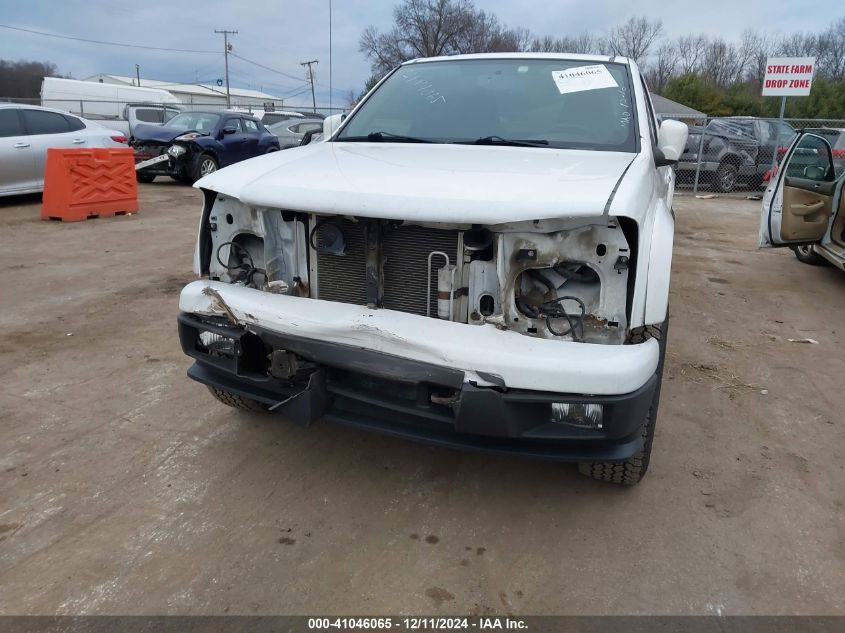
(315, 220, 460, 318)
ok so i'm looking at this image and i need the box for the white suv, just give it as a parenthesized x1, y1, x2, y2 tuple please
(177, 54, 687, 485)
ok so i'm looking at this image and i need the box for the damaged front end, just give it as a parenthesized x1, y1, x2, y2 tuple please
(176, 190, 660, 460)
(196, 194, 634, 345)
(132, 134, 204, 181)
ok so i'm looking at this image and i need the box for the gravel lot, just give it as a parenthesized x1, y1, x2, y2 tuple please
(0, 183, 843, 615)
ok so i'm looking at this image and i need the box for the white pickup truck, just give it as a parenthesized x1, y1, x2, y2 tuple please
(177, 53, 687, 485)
(93, 103, 182, 140)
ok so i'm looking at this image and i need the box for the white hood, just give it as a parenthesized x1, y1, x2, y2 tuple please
(195, 142, 637, 224)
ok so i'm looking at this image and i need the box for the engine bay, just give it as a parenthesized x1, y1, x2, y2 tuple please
(202, 195, 632, 344)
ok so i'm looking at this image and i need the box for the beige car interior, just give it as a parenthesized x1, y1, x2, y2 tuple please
(832, 191, 845, 246)
(781, 181, 833, 242)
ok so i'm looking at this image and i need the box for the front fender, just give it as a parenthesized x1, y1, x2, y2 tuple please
(191, 140, 220, 163)
(643, 203, 674, 325)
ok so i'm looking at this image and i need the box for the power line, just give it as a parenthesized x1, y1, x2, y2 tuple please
(229, 52, 307, 83)
(0, 24, 217, 53)
(285, 85, 315, 98)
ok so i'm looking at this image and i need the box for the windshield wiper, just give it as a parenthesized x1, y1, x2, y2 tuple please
(339, 131, 434, 143)
(474, 136, 550, 147)
(466, 136, 550, 147)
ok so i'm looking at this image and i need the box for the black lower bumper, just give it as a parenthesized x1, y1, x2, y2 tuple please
(178, 313, 657, 462)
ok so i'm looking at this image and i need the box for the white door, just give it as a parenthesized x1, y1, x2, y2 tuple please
(759, 131, 841, 248)
(0, 108, 38, 194)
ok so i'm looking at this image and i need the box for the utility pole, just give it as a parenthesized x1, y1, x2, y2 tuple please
(135, 64, 140, 87)
(214, 29, 238, 107)
(301, 60, 318, 112)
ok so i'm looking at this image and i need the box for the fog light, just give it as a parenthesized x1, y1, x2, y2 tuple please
(550, 402, 603, 429)
(199, 330, 236, 356)
(167, 144, 186, 158)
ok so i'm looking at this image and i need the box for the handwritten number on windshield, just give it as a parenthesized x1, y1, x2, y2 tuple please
(402, 71, 447, 104)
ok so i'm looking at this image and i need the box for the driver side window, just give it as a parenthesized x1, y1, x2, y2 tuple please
(788, 134, 835, 182)
(224, 118, 242, 133)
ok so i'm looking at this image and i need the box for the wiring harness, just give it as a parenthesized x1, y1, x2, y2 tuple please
(516, 265, 590, 342)
(538, 295, 586, 341)
(215, 241, 266, 287)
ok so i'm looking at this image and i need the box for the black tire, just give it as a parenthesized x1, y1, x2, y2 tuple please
(192, 153, 218, 182)
(747, 174, 765, 190)
(136, 173, 155, 183)
(207, 386, 268, 412)
(792, 245, 827, 266)
(714, 162, 738, 192)
(578, 319, 668, 486)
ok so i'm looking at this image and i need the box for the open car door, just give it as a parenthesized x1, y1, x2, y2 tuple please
(759, 131, 839, 248)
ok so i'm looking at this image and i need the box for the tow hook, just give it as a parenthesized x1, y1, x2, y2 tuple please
(267, 369, 329, 426)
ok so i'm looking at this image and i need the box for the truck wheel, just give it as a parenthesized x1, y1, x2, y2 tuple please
(136, 173, 155, 183)
(207, 386, 268, 412)
(792, 245, 827, 266)
(193, 154, 218, 182)
(714, 162, 738, 192)
(578, 319, 668, 486)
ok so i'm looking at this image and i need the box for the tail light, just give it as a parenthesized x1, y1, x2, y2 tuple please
(111, 135, 128, 143)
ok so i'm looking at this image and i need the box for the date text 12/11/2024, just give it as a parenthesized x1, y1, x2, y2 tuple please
(307, 617, 529, 630)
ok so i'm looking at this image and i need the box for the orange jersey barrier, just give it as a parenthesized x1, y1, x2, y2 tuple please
(41, 148, 138, 222)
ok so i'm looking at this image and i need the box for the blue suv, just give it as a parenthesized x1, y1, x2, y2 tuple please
(132, 111, 280, 183)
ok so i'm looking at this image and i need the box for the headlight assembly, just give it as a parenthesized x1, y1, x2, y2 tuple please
(167, 144, 187, 158)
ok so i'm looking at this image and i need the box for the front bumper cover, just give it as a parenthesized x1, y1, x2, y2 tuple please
(178, 309, 658, 463)
(134, 147, 192, 177)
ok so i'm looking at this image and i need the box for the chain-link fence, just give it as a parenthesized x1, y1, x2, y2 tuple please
(1, 97, 348, 121)
(662, 115, 845, 197)
(5, 97, 839, 194)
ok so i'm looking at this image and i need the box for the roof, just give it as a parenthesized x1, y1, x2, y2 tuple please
(84, 74, 283, 100)
(406, 52, 631, 65)
(649, 93, 706, 119)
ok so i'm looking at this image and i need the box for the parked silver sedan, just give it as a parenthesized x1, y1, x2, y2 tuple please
(0, 103, 128, 197)
(267, 118, 324, 149)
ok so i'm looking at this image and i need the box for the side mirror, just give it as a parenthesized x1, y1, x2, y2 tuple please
(323, 113, 347, 138)
(655, 119, 689, 166)
(301, 129, 321, 146)
(803, 165, 826, 180)
(222, 126, 237, 135)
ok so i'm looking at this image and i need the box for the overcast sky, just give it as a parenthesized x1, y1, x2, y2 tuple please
(0, 0, 840, 107)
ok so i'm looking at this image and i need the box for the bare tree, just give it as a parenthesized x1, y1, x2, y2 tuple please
(606, 16, 664, 63)
(740, 30, 773, 87)
(454, 11, 530, 53)
(701, 37, 742, 87)
(529, 32, 599, 54)
(643, 42, 677, 93)
(675, 35, 707, 74)
(0, 59, 63, 99)
(817, 17, 845, 80)
(361, 0, 529, 75)
(777, 31, 818, 57)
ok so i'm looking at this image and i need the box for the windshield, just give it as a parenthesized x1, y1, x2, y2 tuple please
(165, 113, 220, 133)
(337, 59, 637, 151)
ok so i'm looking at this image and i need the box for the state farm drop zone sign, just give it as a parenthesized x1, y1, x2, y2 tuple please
(762, 57, 816, 96)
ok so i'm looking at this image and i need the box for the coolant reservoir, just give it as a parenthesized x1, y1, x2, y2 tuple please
(437, 264, 457, 320)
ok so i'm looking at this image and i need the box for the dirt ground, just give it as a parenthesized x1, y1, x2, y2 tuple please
(0, 182, 842, 616)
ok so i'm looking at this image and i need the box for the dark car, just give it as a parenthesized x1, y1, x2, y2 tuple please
(676, 118, 796, 192)
(132, 111, 280, 183)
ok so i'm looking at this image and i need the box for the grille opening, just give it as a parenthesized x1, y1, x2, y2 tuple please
(315, 219, 460, 318)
